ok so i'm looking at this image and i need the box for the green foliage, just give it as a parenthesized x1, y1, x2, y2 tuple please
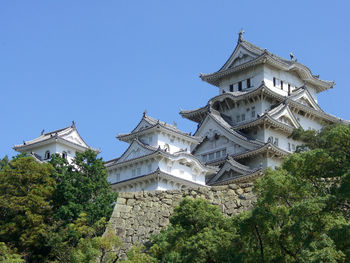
(0, 156, 55, 261)
(69, 214, 121, 263)
(144, 124, 350, 263)
(50, 150, 118, 226)
(0, 155, 9, 171)
(149, 198, 238, 263)
(0, 150, 118, 262)
(123, 245, 158, 263)
(0, 242, 23, 263)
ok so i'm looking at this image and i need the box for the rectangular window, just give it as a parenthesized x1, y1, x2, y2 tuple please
(288, 84, 291, 94)
(215, 151, 221, 159)
(273, 77, 276, 87)
(229, 84, 233, 92)
(222, 149, 226, 156)
(251, 106, 256, 118)
(202, 154, 207, 162)
(137, 167, 141, 175)
(236, 115, 240, 122)
(274, 138, 279, 146)
(132, 169, 136, 177)
(288, 143, 291, 151)
(292, 144, 296, 151)
(281, 81, 283, 90)
(246, 108, 250, 112)
(115, 173, 120, 182)
(209, 153, 214, 160)
(147, 164, 152, 172)
(241, 114, 245, 121)
(238, 81, 242, 91)
(247, 78, 251, 88)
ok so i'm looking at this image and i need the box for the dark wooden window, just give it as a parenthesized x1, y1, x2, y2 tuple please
(273, 77, 276, 87)
(288, 84, 291, 94)
(238, 81, 242, 91)
(281, 81, 283, 90)
(247, 78, 251, 88)
(45, 151, 50, 160)
(229, 84, 233, 92)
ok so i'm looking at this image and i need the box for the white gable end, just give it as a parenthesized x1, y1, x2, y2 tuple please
(222, 45, 260, 71)
(62, 130, 88, 148)
(117, 141, 154, 163)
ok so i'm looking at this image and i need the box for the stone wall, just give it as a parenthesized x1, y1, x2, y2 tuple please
(107, 183, 256, 257)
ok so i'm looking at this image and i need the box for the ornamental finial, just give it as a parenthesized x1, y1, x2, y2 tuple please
(289, 52, 295, 61)
(143, 110, 147, 117)
(72, 120, 76, 128)
(41, 129, 45, 135)
(238, 28, 245, 43)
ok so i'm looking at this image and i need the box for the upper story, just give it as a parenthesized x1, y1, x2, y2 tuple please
(200, 32, 334, 103)
(116, 112, 202, 154)
(13, 122, 99, 163)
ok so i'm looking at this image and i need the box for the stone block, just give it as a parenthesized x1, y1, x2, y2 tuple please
(121, 192, 135, 199)
(235, 188, 244, 195)
(127, 198, 136, 206)
(244, 187, 253, 193)
(211, 185, 228, 191)
(229, 184, 239, 190)
(134, 192, 144, 199)
(117, 197, 127, 205)
(159, 217, 169, 227)
(162, 198, 173, 205)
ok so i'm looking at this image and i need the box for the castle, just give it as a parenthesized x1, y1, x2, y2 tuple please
(14, 33, 347, 191)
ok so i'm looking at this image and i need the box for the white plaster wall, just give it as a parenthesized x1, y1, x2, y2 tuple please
(296, 114, 323, 131)
(156, 133, 192, 154)
(138, 132, 193, 154)
(194, 137, 247, 164)
(223, 101, 260, 125)
(264, 129, 301, 153)
(158, 159, 206, 185)
(266, 157, 283, 169)
(263, 65, 304, 97)
(244, 155, 266, 169)
(107, 159, 157, 184)
(27, 143, 57, 161)
(245, 128, 264, 141)
(219, 65, 264, 94)
(56, 144, 78, 163)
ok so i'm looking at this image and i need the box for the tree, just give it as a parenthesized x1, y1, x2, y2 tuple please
(149, 198, 238, 263)
(0, 156, 55, 261)
(0, 242, 23, 263)
(144, 124, 350, 263)
(231, 124, 350, 262)
(0, 155, 9, 171)
(50, 150, 118, 226)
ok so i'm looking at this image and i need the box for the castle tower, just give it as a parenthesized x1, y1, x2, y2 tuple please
(13, 122, 98, 163)
(106, 113, 217, 192)
(180, 32, 346, 185)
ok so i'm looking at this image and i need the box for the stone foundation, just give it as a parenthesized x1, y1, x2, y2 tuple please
(107, 183, 256, 257)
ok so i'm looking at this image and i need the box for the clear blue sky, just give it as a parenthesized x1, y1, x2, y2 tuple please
(1, 1, 349, 161)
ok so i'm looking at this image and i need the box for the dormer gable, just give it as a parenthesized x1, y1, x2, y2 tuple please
(116, 139, 156, 164)
(61, 129, 89, 148)
(290, 88, 321, 111)
(268, 104, 300, 128)
(220, 44, 261, 71)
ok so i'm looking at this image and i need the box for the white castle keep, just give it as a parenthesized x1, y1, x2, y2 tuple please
(14, 33, 347, 192)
